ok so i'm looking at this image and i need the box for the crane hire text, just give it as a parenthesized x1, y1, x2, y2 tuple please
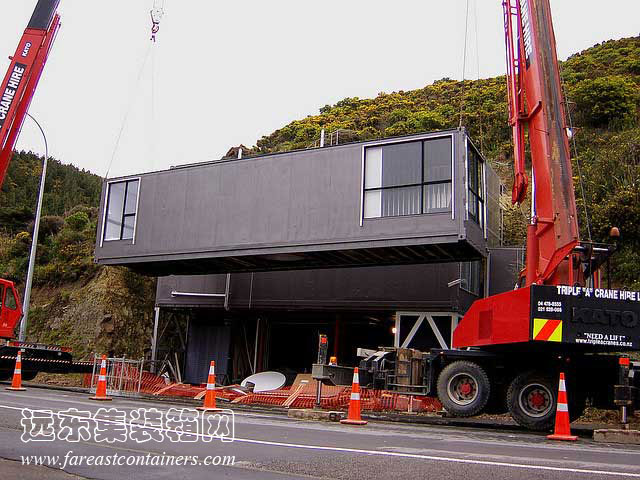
(0, 65, 26, 121)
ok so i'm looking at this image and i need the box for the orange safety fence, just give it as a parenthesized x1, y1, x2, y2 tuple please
(83, 370, 442, 413)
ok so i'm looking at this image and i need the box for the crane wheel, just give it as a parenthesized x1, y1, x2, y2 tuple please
(437, 361, 491, 417)
(507, 370, 586, 430)
(507, 371, 557, 431)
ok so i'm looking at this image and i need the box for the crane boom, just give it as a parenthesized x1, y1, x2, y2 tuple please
(0, 0, 61, 189)
(453, 0, 588, 349)
(503, 0, 580, 286)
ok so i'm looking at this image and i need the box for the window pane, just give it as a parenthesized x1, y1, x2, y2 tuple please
(364, 190, 382, 219)
(424, 137, 452, 182)
(468, 150, 478, 191)
(382, 186, 421, 217)
(382, 142, 421, 187)
(124, 180, 139, 215)
(476, 161, 484, 199)
(468, 190, 479, 220)
(364, 147, 382, 189)
(122, 215, 135, 240)
(5, 289, 17, 310)
(424, 183, 452, 213)
(104, 182, 125, 241)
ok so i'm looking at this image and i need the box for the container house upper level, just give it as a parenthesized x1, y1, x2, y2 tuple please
(94, 128, 502, 276)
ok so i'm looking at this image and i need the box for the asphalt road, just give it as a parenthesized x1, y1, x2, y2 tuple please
(0, 388, 639, 480)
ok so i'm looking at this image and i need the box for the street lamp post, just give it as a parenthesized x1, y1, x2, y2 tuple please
(18, 113, 48, 342)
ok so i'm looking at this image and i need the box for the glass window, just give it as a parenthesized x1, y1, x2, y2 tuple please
(461, 261, 482, 296)
(4, 289, 17, 310)
(363, 137, 452, 219)
(104, 179, 139, 242)
(467, 144, 485, 228)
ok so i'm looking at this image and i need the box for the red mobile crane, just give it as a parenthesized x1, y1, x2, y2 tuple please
(0, 1, 90, 380)
(438, 0, 639, 429)
(336, 0, 639, 430)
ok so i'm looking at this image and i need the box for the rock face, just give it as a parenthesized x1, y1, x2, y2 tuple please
(26, 266, 156, 361)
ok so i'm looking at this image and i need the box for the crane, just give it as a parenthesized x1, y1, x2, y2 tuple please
(0, 0, 60, 190)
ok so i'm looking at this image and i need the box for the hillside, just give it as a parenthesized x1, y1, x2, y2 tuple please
(0, 154, 155, 361)
(246, 35, 640, 287)
(0, 36, 637, 362)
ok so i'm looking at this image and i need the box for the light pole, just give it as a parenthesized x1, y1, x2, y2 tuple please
(18, 113, 48, 342)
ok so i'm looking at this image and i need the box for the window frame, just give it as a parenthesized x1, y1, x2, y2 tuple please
(460, 260, 482, 297)
(466, 140, 486, 232)
(361, 134, 455, 222)
(100, 177, 141, 246)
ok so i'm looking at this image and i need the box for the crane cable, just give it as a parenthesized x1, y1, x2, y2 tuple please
(473, 0, 485, 155)
(458, 0, 470, 129)
(104, 1, 164, 179)
(560, 67, 592, 241)
(104, 44, 153, 179)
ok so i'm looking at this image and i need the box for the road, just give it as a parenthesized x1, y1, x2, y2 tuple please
(0, 387, 638, 479)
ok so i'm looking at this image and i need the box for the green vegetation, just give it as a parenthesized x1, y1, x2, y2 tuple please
(247, 36, 640, 287)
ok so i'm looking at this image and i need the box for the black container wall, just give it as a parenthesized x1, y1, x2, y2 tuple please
(95, 129, 500, 276)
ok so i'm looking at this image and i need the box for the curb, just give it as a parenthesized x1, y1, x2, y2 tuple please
(593, 429, 640, 444)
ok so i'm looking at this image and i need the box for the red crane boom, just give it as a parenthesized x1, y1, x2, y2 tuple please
(503, 0, 580, 287)
(453, 0, 584, 348)
(0, 0, 61, 189)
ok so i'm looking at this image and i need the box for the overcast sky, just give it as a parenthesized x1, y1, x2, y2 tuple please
(2, 1, 639, 178)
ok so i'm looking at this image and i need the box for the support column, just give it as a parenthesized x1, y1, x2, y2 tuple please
(150, 307, 160, 373)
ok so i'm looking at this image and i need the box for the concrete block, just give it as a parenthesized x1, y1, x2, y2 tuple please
(593, 429, 640, 444)
(287, 409, 344, 422)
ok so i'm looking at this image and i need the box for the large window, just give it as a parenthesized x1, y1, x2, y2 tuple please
(461, 261, 482, 296)
(104, 179, 139, 241)
(467, 144, 485, 228)
(363, 137, 452, 219)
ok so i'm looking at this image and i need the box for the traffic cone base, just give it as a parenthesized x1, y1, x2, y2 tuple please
(89, 394, 112, 401)
(6, 386, 26, 391)
(547, 433, 578, 441)
(89, 355, 112, 401)
(547, 372, 577, 442)
(340, 418, 367, 425)
(341, 367, 367, 426)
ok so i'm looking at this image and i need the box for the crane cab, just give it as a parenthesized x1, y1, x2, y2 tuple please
(0, 279, 22, 339)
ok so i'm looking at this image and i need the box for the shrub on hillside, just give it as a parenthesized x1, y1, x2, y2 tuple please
(64, 211, 89, 232)
(572, 75, 638, 128)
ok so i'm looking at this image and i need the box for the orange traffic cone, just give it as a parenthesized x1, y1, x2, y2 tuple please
(547, 372, 577, 441)
(340, 367, 367, 425)
(197, 361, 223, 412)
(89, 355, 112, 401)
(6, 350, 26, 391)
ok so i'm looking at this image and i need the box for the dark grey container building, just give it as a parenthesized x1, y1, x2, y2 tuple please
(95, 129, 501, 275)
(94, 128, 513, 384)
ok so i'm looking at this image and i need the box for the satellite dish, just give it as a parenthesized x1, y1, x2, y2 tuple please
(241, 371, 286, 392)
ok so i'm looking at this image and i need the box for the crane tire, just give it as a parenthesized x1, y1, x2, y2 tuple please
(437, 361, 491, 417)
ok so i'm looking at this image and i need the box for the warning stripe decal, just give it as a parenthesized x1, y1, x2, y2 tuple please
(533, 318, 562, 342)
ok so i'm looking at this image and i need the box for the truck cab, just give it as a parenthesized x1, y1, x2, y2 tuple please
(0, 279, 22, 340)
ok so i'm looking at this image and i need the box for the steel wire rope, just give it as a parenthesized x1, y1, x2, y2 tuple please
(458, 0, 470, 128)
(559, 64, 592, 241)
(104, 42, 153, 179)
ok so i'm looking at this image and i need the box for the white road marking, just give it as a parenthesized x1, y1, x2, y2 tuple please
(0, 403, 639, 477)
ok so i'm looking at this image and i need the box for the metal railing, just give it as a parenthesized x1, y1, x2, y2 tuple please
(89, 355, 145, 397)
